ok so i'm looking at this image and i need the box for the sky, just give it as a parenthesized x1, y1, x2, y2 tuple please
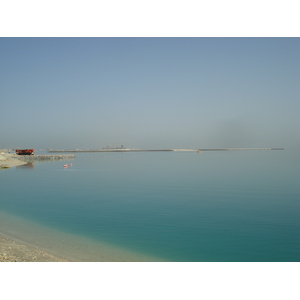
(1, 38, 299, 150)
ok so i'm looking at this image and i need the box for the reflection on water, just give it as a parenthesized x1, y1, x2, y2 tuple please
(16, 162, 34, 169)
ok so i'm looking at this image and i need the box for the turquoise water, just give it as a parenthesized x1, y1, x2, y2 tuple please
(1, 150, 299, 261)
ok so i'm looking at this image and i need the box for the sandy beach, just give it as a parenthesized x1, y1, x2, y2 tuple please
(0, 233, 68, 262)
(0, 208, 162, 262)
(0, 228, 161, 262)
(0, 152, 27, 169)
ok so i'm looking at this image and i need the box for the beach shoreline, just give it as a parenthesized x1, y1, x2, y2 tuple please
(0, 229, 163, 262)
(0, 152, 27, 169)
(0, 152, 163, 262)
(0, 233, 68, 262)
(0, 152, 68, 262)
(0, 210, 164, 262)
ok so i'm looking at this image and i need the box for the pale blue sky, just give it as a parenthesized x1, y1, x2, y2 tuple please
(1, 38, 299, 150)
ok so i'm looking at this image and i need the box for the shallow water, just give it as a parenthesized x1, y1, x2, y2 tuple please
(0, 150, 299, 261)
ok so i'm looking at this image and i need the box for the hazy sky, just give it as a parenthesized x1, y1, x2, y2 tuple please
(1, 38, 299, 150)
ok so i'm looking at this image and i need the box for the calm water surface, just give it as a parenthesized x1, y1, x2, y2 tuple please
(0, 151, 299, 261)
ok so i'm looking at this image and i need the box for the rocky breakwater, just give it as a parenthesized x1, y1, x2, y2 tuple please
(13, 154, 75, 162)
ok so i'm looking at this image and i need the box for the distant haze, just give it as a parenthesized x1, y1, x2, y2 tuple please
(1, 38, 299, 150)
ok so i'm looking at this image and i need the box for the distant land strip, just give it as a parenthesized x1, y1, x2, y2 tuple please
(197, 148, 284, 151)
(48, 148, 284, 153)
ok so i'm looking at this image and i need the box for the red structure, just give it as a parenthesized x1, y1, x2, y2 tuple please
(16, 149, 35, 155)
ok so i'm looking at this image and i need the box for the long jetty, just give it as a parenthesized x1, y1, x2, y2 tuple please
(48, 148, 284, 153)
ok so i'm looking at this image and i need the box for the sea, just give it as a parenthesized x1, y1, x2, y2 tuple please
(0, 150, 299, 261)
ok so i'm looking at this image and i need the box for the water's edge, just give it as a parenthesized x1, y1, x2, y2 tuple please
(0, 210, 165, 262)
